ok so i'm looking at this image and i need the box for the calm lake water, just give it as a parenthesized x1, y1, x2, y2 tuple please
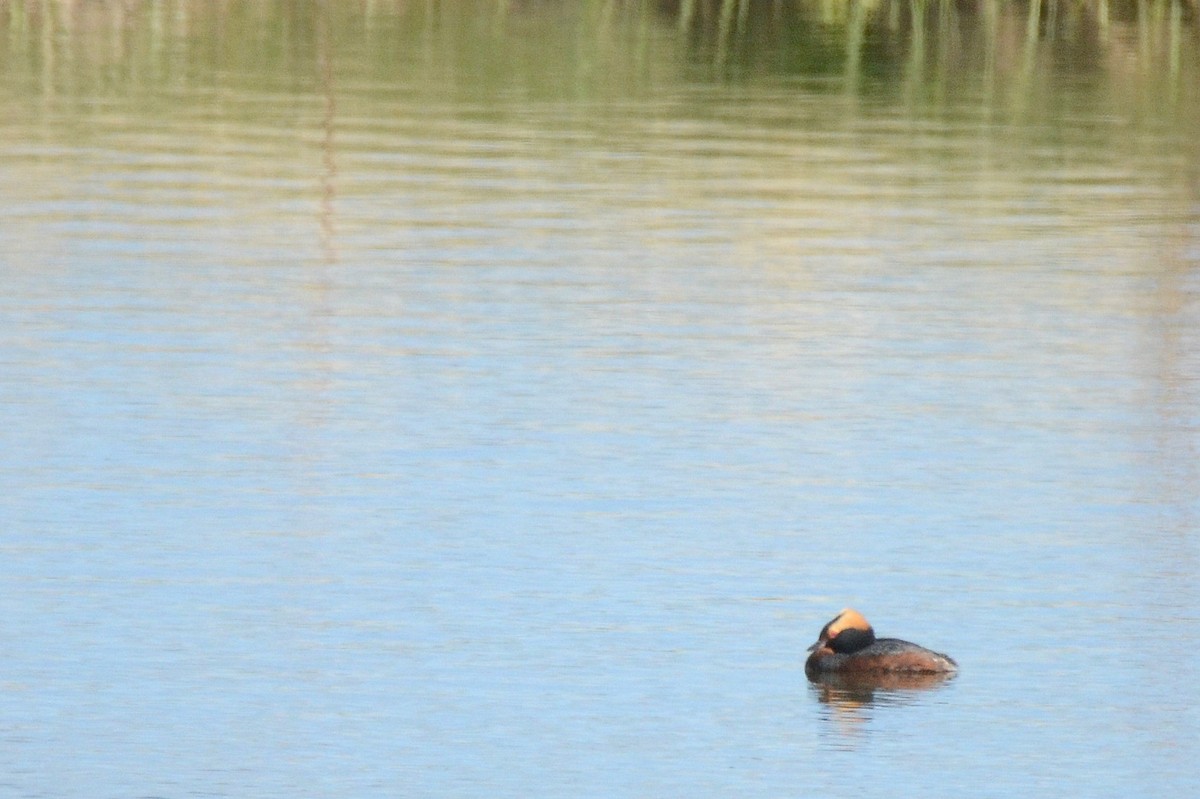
(2, 1, 1198, 796)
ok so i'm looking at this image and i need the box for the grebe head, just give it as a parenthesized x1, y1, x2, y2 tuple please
(808, 608, 876, 655)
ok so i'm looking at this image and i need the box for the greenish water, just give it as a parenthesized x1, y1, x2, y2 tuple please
(2, 2, 1198, 797)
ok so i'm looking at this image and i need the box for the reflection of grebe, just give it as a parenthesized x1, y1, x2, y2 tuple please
(805, 609, 957, 679)
(810, 670, 952, 732)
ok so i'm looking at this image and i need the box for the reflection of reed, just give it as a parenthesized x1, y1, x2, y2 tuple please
(673, 0, 1195, 101)
(316, 0, 339, 267)
(6, 1, 1194, 94)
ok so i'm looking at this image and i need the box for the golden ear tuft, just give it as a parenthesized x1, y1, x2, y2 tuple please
(828, 608, 872, 636)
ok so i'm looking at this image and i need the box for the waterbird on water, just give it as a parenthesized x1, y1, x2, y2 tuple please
(805, 608, 958, 678)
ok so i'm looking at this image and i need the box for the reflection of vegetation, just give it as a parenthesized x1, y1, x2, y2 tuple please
(673, 0, 1196, 97)
(0, 0, 1194, 114)
(0, 1, 1193, 260)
